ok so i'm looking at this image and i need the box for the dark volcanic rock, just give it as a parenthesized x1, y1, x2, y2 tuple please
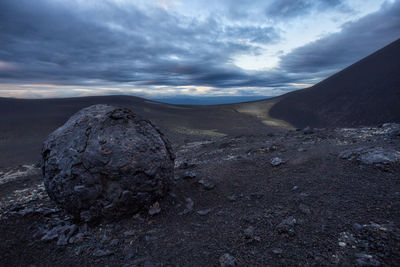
(41, 104, 175, 222)
(339, 147, 400, 165)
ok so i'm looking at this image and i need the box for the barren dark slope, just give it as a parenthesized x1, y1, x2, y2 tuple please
(270, 38, 400, 128)
(0, 95, 272, 167)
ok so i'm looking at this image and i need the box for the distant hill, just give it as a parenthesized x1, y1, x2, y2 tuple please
(269, 38, 400, 128)
(151, 96, 272, 105)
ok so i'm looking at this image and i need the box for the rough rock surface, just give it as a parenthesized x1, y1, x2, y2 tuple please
(339, 147, 400, 165)
(41, 105, 174, 222)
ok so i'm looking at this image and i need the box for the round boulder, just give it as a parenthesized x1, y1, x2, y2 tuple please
(41, 104, 175, 222)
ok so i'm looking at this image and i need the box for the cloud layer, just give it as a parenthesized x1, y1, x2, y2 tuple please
(0, 0, 399, 98)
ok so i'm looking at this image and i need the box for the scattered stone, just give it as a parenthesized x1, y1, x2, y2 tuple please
(219, 253, 236, 266)
(110, 239, 120, 246)
(277, 217, 296, 236)
(40, 224, 78, 245)
(387, 128, 400, 139)
(179, 198, 194, 215)
(198, 179, 215, 190)
(272, 248, 283, 255)
(123, 230, 136, 237)
(148, 202, 161, 216)
(41, 104, 175, 222)
(302, 126, 314, 135)
(299, 204, 311, 215)
(178, 162, 196, 169)
(338, 232, 356, 246)
(93, 249, 113, 257)
(182, 171, 196, 179)
(227, 195, 238, 202)
(69, 232, 84, 244)
(197, 209, 212, 216)
(243, 226, 255, 238)
(270, 157, 286, 166)
(291, 185, 298, 191)
(353, 223, 363, 231)
(355, 253, 381, 266)
(297, 147, 306, 152)
(339, 147, 400, 165)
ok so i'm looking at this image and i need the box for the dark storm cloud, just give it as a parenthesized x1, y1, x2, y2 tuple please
(0, 0, 399, 96)
(279, 1, 400, 74)
(265, 0, 346, 19)
(0, 0, 280, 88)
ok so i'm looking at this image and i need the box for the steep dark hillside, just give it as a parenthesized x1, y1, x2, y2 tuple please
(270, 39, 400, 128)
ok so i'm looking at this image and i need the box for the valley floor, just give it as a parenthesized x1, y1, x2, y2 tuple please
(1, 124, 400, 266)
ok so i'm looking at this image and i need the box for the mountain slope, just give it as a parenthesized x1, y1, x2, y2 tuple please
(269, 38, 400, 128)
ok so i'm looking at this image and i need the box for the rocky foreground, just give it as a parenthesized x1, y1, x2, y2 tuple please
(1, 123, 400, 266)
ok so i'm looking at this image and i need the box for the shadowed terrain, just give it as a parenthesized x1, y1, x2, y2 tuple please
(270, 38, 400, 128)
(0, 95, 276, 168)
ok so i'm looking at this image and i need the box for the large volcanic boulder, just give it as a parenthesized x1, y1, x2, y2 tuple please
(41, 104, 175, 222)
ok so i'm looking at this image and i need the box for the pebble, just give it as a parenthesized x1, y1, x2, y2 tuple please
(270, 157, 286, 166)
(148, 202, 161, 216)
(219, 253, 236, 266)
(198, 179, 215, 190)
(182, 171, 196, 179)
(299, 204, 311, 215)
(110, 239, 120, 246)
(197, 209, 212, 216)
(272, 248, 283, 255)
(123, 230, 136, 237)
(277, 217, 296, 236)
(244, 226, 255, 238)
(353, 223, 363, 231)
(302, 126, 314, 135)
(355, 253, 381, 266)
(179, 198, 194, 215)
(93, 249, 113, 257)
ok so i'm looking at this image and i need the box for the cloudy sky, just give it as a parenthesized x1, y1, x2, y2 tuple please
(0, 0, 399, 98)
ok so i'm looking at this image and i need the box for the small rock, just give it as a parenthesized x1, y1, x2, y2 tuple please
(339, 147, 400, 165)
(299, 204, 311, 215)
(219, 253, 236, 266)
(198, 179, 215, 190)
(123, 230, 136, 237)
(179, 162, 196, 169)
(291, 185, 298, 191)
(148, 202, 161, 216)
(353, 223, 363, 231)
(272, 248, 283, 255)
(69, 232, 84, 244)
(110, 239, 120, 246)
(243, 226, 255, 238)
(197, 209, 212, 216)
(277, 217, 296, 236)
(302, 126, 314, 135)
(182, 171, 196, 179)
(227, 195, 238, 202)
(56, 235, 68, 246)
(93, 249, 113, 257)
(270, 157, 286, 166)
(355, 253, 381, 266)
(179, 198, 194, 215)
